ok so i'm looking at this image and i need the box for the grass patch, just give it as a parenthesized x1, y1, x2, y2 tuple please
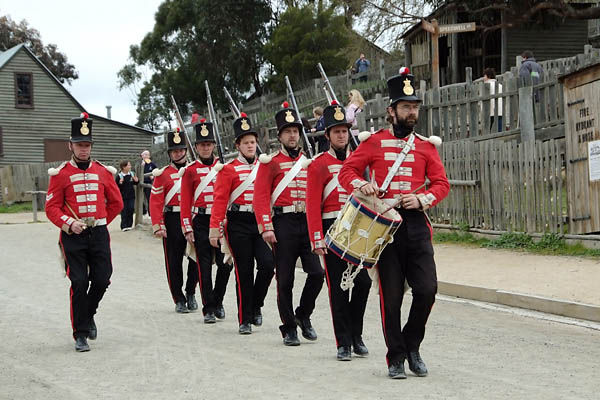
(434, 231, 600, 258)
(0, 202, 33, 213)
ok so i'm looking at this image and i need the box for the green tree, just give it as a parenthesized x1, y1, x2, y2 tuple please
(117, 0, 271, 129)
(0, 15, 78, 84)
(264, 5, 350, 91)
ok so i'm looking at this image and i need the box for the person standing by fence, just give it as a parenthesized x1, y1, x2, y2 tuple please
(354, 53, 370, 82)
(346, 89, 365, 141)
(483, 68, 503, 132)
(141, 151, 157, 217)
(45, 112, 123, 352)
(116, 160, 138, 231)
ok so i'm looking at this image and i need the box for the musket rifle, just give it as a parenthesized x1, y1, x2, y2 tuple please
(170, 95, 197, 161)
(317, 63, 359, 148)
(223, 86, 263, 155)
(284, 76, 314, 158)
(204, 81, 225, 164)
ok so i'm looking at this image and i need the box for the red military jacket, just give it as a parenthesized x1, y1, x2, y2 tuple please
(179, 158, 219, 234)
(253, 147, 308, 233)
(45, 159, 123, 233)
(338, 129, 449, 210)
(305, 148, 350, 250)
(149, 164, 183, 233)
(209, 154, 258, 238)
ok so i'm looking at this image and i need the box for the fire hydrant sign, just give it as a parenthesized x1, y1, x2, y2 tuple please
(588, 140, 600, 181)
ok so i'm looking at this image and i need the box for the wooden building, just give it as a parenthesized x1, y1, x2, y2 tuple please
(402, 0, 599, 86)
(0, 44, 156, 167)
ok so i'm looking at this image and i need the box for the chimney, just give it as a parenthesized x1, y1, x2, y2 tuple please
(106, 105, 112, 119)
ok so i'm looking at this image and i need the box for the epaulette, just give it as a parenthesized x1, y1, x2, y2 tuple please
(214, 162, 224, 172)
(302, 151, 325, 169)
(152, 166, 168, 177)
(414, 133, 442, 147)
(96, 161, 117, 175)
(48, 161, 67, 176)
(177, 162, 192, 178)
(259, 150, 279, 164)
(358, 130, 379, 142)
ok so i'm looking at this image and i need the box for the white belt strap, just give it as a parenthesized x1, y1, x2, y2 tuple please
(380, 133, 415, 193)
(229, 164, 259, 205)
(164, 179, 181, 207)
(271, 155, 307, 206)
(322, 175, 339, 203)
(194, 168, 219, 202)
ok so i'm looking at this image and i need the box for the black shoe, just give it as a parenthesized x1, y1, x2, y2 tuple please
(388, 360, 407, 379)
(75, 336, 90, 352)
(204, 312, 216, 324)
(407, 351, 428, 377)
(175, 302, 189, 314)
(352, 336, 369, 357)
(295, 317, 317, 341)
(239, 323, 252, 335)
(88, 317, 97, 340)
(215, 305, 225, 319)
(186, 294, 198, 311)
(252, 309, 263, 326)
(283, 330, 301, 346)
(337, 346, 352, 361)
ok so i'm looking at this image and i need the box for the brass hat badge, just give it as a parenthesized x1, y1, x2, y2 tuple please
(285, 110, 295, 123)
(200, 124, 209, 136)
(333, 106, 344, 121)
(173, 130, 182, 144)
(80, 121, 90, 135)
(241, 119, 250, 131)
(403, 78, 414, 96)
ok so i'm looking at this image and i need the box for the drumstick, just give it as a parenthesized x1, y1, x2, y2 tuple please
(380, 182, 428, 215)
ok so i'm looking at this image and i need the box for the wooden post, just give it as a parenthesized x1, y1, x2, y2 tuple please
(31, 184, 38, 223)
(431, 19, 440, 89)
(465, 67, 472, 85)
(519, 86, 535, 142)
(501, 11, 507, 73)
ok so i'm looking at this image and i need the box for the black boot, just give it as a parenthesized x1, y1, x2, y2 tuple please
(175, 302, 189, 314)
(186, 293, 198, 311)
(283, 330, 301, 346)
(239, 323, 252, 335)
(352, 336, 369, 357)
(407, 351, 428, 377)
(295, 317, 317, 341)
(204, 312, 217, 324)
(388, 359, 407, 379)
(75, 336, 90, 352)
(336, 346, 352, 361)
(252, 308, 263, 326)
(88, 317, 97, 340)
(215, 304, 225, 319)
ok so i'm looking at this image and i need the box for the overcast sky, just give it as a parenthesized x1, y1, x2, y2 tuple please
(1, 0, 164, 126)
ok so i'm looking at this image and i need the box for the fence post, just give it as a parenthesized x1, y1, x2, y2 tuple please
(519, 86, 535, 142)
(31, 183, 38, 223)
(465, 67, 472, 85)
(134, 163, 144, 227)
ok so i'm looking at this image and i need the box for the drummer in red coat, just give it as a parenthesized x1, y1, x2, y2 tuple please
(150, 128, 199, 314)
(209, 114, 274, 335)
(253, 102, 325, 346)
(338, 68, 450, 379)
(180, 120, 231, 323)
(306, 101, 371, 361)
(46, 112, 123, 352)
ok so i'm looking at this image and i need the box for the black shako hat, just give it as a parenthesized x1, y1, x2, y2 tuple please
(167, 127, 188, 151)
(323, 100, 352, 132)
(275, 101, 303, 135)
(233, 112, 258, 141)
(194, 118, 216, 143)
(70, 112, 93, 143)
(387, 67, 422, 106)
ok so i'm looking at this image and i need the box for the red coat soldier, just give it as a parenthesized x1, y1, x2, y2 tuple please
(305, 101, 371, 361)
(338, 68, 450, 378)
(209, 114, 274, 334)
(46, 112, 123, 352)
(179, 119, 231, 322)
(150, 128, 198, 314)
(253, 102, 324, 346)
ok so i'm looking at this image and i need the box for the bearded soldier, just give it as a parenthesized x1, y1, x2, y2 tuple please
(46, 112, 123, 352)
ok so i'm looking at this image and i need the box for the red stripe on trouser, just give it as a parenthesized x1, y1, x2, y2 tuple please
(59, 234, 75, 335)
(193, 246, 208, 309)
(162, 238, 176, 303)
(224, 228, 244, 325)
(377, 271, 391, 366)
(323, 257, 340, 348)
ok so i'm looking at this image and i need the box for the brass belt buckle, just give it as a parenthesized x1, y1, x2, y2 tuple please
(82, 217, 96, 227)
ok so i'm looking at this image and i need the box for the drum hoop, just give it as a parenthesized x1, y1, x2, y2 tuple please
(325, 237, 376, 268)
(350, 194, 401, 226)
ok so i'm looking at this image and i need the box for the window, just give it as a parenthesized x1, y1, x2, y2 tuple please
(15, 72, 34, 108)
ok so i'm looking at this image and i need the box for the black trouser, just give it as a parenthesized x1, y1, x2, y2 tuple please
(377, 209, 437, 365)
(192, 213, 231, 315)
(143, 187, 151, 215)
(226, 211, 274, 325)
(322, 218, 371, 348)
(163, 212, 198, 304)
(273, 212, 325, 335)
(59, 225, 112, 339)
(120, 197, 135, 229)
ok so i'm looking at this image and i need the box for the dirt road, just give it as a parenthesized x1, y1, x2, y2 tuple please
(1, 218, 599, 399)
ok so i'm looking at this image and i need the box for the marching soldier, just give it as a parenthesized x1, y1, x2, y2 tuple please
(253, 102, 325, 346)
(305, 101, 371, 361)
(209, 113, 274, 334)
(338, 68, 450, 378)
(180, 119, 231, 323)
(46, 112, 123, 352)
(150, 128, 199, 314)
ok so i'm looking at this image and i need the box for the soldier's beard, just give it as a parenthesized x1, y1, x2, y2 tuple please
(392, 111, 417, 138)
